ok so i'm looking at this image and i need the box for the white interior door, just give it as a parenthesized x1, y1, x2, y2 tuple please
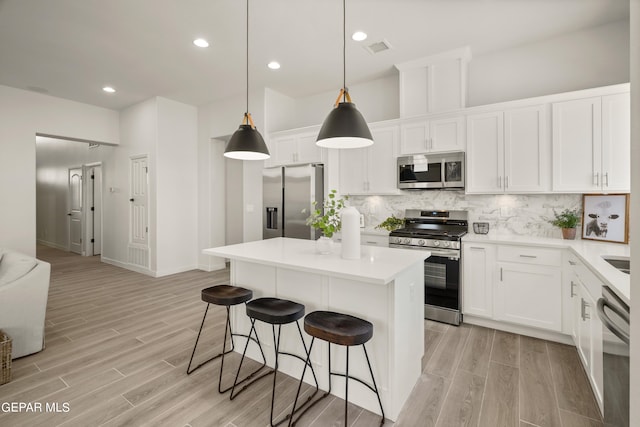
(129, 155, 149, 268)
(68, 167, 83, 254)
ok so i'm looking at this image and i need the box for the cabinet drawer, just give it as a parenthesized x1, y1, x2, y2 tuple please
(361, 234, 389, 247)
(497, 245, 562, 266)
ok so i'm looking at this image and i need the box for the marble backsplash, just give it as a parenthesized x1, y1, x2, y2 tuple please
(349, 191, 583, 239)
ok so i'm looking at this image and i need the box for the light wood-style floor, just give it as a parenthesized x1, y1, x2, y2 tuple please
(0, 246, 603, 427)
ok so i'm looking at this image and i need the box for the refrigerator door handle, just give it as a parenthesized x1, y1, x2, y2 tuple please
(266, 207, 278, 229)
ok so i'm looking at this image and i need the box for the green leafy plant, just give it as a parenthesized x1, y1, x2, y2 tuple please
(376, 215, 405, 232)
(305, 190, 348, 238)
(548, 208, 580, 229)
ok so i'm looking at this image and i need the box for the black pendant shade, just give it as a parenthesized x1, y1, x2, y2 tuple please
(316, 101, 373, 148)
(224, 123, 270, 160)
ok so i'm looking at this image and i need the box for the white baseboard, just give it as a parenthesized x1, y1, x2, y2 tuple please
(463, 314, 574, 345)
(36, 239, 68, 251)
(154, 265, 198, 278)
(198, 261, 226, 272)
(101, 256, 156, 277)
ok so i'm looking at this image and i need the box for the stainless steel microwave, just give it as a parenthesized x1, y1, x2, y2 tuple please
(397, 152, 465, 190)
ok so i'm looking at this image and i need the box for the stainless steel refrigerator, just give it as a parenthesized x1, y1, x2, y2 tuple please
(263, 164, 324, 240)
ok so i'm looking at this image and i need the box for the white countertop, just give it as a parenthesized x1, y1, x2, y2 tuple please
(203, 237, 429, 285)
(463, 233, 630, 305)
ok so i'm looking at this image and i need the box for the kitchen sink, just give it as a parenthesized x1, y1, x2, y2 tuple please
(602, 256, 630, 274)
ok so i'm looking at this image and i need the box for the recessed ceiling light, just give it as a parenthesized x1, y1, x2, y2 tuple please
(193, 38, 209, 48)
(102, 86, 116, 93)
(267, 61, 281, 70)
(352, 31, 367, 42)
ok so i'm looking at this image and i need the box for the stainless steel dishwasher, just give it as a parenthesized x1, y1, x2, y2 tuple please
(597, 286, 630, 426)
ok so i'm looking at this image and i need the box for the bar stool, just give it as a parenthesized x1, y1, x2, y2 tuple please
(231, 297, 320, 427)
(186, 284, 268, 394)
(289, 311, 385, 427)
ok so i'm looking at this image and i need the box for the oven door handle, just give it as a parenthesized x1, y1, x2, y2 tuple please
(388, 244, 460, 259)
(597, 297, 630, 345)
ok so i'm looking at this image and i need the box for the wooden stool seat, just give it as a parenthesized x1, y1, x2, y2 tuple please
(245, 297, 305, 325)
(304, 311, 373, 346)
(201, 285, 253, 306)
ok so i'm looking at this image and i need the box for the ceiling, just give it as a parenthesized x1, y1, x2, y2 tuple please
(0, 0, 629, 111)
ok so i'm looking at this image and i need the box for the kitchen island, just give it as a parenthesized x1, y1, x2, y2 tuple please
(204, 237, 428, 421)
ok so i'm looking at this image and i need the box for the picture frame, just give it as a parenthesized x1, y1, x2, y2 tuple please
(581, 194, 629, 244)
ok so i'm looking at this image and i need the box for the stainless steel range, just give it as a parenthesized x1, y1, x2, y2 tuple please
(389, 209, 468, 326)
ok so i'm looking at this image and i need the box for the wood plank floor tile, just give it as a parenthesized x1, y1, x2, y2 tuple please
(307, 395, 363, 426)
(558, 409, 604, 427)
(435, 369, 485, 427)
(422, 328, 444, 372)
(491, 330, 519, 368)
(519, 336, 561, 427)
(425, 323, 472, 379)
(546, 342, 601, 421)
(394, 373, 450, 427)
(58, 395, 134, 427)
(478, 362, 518, 427)
(459, 326, 494, 377)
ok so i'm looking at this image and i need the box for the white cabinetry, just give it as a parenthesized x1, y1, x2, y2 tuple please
(494, 245, 562, 331)
(268, 126, 325, 167)
(552, 92, 630, 193)
(565, 254, 604, 411)
(466, 105, 549, 194)
(396, 47, 471, 117)
(339, 122, 399, 195)
(399, 115, 464, 155)
(462, 242, 562, 333)
(462, 243, 494, 318)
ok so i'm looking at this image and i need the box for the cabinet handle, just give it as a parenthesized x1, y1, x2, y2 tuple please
(570, 281, 576, 298)
(581, 298, 590, 321)
(469, 246, 485, 250)
(500, 267, 503, 281)
(519, 254, 537, 258)
(593, 172, 599, 186)
(568, 260, 577, 266)
(498, 176, 503, 188)
(429, 138, 433, 150)
(505, 176, 509, 189)
(365, 241, 378, 245)
(604, 172, 609, 187)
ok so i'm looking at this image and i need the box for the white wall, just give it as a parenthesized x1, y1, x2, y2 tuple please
(468, 20, 630, 106)
(629, 0, 639, 423)
(155, 98, 198, 276)
(35, 138, 114, 250)
(0, 85, 119, 256)
(103, 97, 157, 271)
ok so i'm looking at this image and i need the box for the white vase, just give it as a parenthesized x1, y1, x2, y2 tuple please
(341, 206, 361, 259)
(316, 235, 333, 254)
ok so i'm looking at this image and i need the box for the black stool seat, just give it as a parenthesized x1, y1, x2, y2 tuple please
(202, 285, 253, 306)
(246, 297, 305, 324)
(304, 311, 373, 346)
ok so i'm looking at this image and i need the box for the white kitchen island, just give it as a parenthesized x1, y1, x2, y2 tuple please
(203, 237, 428, 421)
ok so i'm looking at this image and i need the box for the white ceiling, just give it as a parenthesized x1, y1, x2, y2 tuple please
(0, 0, 629, 111)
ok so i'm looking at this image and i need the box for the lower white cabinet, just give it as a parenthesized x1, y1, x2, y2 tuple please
(566, 255, 604, 411)
(462, 243, 562, 332)
(361, 233, 389, 247)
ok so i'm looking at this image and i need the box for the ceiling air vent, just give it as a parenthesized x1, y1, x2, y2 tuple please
(365, 39, 392, 55)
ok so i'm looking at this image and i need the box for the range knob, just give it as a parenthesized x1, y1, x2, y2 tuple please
(402, 238, 411, 244)
(433, 241, 440, 247)
(442, 241, 450, 248)
(417, 239, 425, 246)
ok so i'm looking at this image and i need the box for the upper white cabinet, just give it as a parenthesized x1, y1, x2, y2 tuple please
(267, 126, 325, 167)
(339, 122, 399, 195)
(395, 47, 471, 118)
(399, 115, 465, 155)
(466, 105, 549, 194)
(552, 91, 630, 193)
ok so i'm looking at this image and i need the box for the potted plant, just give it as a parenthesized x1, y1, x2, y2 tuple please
(376, 215, 405, 232)
(548, 208, 580, 240)
(306, 190, 348, 253)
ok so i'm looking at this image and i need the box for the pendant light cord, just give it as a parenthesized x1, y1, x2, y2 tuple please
(342, 0, 346, 102)
(246, 0, 249, 117)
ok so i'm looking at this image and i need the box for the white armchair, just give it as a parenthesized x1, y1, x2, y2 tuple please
(0, 249, 51, 359)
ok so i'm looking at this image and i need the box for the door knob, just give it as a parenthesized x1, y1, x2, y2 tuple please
(67, 213, 72, 216)
(130, 198, 134, 202)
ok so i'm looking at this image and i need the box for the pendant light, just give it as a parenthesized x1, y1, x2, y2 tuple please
(224, 0, 270, 160)
(316, 0, 373, 149)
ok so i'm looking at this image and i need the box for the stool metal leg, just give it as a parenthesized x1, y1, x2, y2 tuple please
(187, 304, 235, 375)
(229, 318, 274, 400)
(362, 344, 385, 426)
(345, 346, 349, 425)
